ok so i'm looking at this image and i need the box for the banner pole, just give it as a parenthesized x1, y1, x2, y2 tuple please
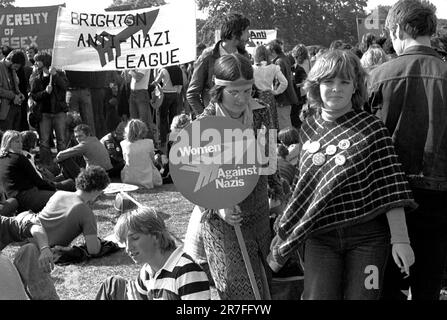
(234, 223, 262, 300)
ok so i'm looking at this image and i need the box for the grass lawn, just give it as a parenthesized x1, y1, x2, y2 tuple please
(2, 183, 221, 300)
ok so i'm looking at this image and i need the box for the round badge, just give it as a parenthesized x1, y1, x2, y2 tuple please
(325, 145, 337, 156)
(334, 154, 346, 166)
(338, 139, 351, 150)
(302, 140, 311, 151)
(312, 152, 326, 166)
(169, 117, 268, 209)
(308, 141, 321, 154)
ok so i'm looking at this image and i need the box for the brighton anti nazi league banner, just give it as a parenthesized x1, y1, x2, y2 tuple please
(52, 0, 196, 71)
(0, 5, 59, 51)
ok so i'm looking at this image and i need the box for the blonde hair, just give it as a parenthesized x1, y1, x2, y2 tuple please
(114, 206, 176, 253)
(304, 49, 367, 111)
(124, 119, 148, 143)
(0, 130, 21, 157)
(360, 44, 388, 71)
(170, 114, 191, 132)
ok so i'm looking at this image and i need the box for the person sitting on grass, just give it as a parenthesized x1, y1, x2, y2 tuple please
(1, 214, 58, 299)
(120, 119, 162, 189)
(100, 121, 127, 179)
(55, 124, 112, 180)
(96, 206, 211, 300)
(14, 165, 110, 256)
(0, 130, 56, 213)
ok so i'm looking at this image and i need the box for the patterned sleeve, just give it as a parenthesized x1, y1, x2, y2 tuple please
(365, 119, 417, 211)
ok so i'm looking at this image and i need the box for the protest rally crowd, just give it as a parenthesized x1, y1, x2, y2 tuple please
(1, 0, 447, 300)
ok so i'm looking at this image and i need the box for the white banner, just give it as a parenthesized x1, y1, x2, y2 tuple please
(52, 0, 196, 71)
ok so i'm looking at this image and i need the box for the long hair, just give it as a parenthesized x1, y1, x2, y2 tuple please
(254, 45, 270, 64)
(304, 49, 367, 112)
(0, 130, 21, 157)
(210, 53, 254, 104)
(124, 119, 148, 143)
(114, 206, 176, 253)
(360, 44, 388, 71)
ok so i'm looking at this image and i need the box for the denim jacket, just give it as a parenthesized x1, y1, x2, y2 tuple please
(368, 45, 447, 191)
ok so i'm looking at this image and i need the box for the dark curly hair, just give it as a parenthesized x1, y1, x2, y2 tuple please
(75, 166, 110, 192)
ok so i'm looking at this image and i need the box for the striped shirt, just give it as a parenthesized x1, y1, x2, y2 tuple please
(276, 110, 417, 259)
(134, 246, 210, 300)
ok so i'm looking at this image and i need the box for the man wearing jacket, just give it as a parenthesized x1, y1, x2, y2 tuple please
(368, 0, 447, 300)
(267, 40, 298, 130)
(0, 50, 26, 131)
(186, 13, 250, 116)
(30, 52, 69, 167)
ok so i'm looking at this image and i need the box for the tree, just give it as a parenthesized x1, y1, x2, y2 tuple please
(197, 0, 368, 49)
(0, 0, 15, 8)
(107, 0, 166, 10)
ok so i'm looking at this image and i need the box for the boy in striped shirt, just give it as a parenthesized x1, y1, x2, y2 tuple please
(96, 206, 210, 300)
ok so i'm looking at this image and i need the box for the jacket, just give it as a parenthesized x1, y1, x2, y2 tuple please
(369, 45, 447, 191)
(272, 53, 298, 106)
(186, 41, 246, 115)
(0, 61, 20, 120)
(0, 152, 55, 198)
(30, 70, 68, 114)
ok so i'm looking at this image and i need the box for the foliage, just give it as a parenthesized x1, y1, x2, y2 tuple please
(107, 0, 166, 10)
(197, 0, 368, 50)
(0, 0, 15, 8)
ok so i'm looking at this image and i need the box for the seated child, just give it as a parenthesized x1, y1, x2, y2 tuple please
(167, 113, 191, 156)
(120, 119, 162, 189)
(278, 126, 301, 166)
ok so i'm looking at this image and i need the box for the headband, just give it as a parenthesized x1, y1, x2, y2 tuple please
(214, 77, 254, 87)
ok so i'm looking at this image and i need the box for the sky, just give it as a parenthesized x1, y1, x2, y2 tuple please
(12, 0, 447, 19)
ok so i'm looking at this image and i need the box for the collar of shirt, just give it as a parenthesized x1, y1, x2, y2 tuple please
(145, 246, 184, 280)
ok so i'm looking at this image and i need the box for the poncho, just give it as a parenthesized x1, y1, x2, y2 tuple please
(276, 110, 417, 259)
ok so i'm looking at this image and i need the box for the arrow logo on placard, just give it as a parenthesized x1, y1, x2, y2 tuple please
(179, 138, 255, 192)
(87, 9, 160, 67)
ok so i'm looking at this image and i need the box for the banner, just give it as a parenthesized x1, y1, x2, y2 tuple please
(52, 0, 196, 71)
(0, 5, 60, 51)
(214, 29, 277, 56)
(356, 8, 386, 43)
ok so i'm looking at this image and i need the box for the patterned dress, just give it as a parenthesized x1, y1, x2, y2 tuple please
(198, 101, 283, 299)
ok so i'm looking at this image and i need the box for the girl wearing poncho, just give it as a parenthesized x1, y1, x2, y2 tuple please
(269, 50, 417, 300)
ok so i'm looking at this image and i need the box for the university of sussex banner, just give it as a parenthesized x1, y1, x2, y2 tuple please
(52, 0, 196, 71)
(0, 5, 60, 51)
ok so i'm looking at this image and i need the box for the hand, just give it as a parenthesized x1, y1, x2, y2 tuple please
(49, 66, 57, 76)
(217, 205, 242, 226)
(392, 243, 415, 278)
(13, 95, 22, 105)
(126, 280, 142, 300)
(38, 247, 54, 273)
(46, 84, 53, 94)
